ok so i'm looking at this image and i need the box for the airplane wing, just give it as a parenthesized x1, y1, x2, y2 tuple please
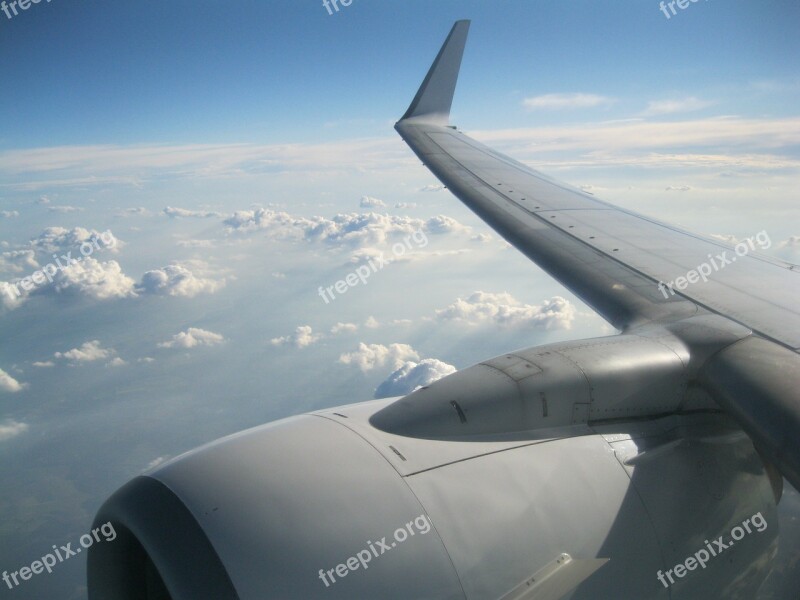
(396, 20, 800, 346)
(395, 20, 800, 490)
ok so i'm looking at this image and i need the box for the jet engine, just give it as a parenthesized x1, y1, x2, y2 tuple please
(88, 325, 780, 599)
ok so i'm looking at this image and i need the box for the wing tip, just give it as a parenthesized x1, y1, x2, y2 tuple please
(399, 20, 471, 125)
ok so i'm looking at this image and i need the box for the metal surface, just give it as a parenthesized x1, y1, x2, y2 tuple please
(700, 336, 800, 495)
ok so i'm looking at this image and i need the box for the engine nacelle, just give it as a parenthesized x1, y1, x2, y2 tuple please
(370, 333, 693, 439)
(88, 317, 782, 599)
(89, 387, 778, 598)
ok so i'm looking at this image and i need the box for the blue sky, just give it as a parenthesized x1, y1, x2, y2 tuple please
(1, 2, 800, 598)
(1, 0, 798, 146)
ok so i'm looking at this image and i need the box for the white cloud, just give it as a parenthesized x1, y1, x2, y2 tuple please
(0, 281, 28, 311)
(1, 210, 19, 218)
(304, 213, 421, 246)
(776, 236, 800, 263)
(374, 358, 457, 399)
(224, 208, 307, 236)
(0, 228, 123, 304)
(30, 227, 121, 255)
(0, 419, 29, 441)
(2, 115, 797, 193)
(0, 249, 39, 274)
(163, 206, 222, 218)
(435, 292, 576, 330)
(175, 239, 221, 248)
(665, 185, 692, 192)
(523, 93, 614, 111)
(418, 184, 443, 192)
(55, 340, 116, 364)
(0, 139, 403, 186)
(339, 342, 420, 372)
(359, 196, 386, 208)
(32, 361, 54, 368)
(49, 258, 137, 300)
(330, 322, 358, 334)
(137, 263, 225, 298)
(4, 238, 222, 304)
(106, 357, 127, 367)
(121, 207, 151, 217)
(424, 215, 471, 235)
(641, 97, 715, 117)
(390, 248, 472, 264)
(351, 246, 470, 266)
(0, 368, 26, 392)
(270, 325, 322, 348)
(364, 316, 380, 329)
(348, 247, 386, 266)
(159, 327, 226, 349)
(48, 205, 84, 213)
(470, 116, 800, 170)
(224, 208, 470, 248)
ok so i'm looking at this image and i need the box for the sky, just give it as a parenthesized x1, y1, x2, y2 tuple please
(1, 1, 800, 598)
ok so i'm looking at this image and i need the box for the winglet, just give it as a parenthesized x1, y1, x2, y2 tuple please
(399, 20, 470, 125)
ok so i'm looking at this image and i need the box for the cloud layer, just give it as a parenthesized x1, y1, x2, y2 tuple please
(224, 208, 469, 247)
(523, 93, 614, 111)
